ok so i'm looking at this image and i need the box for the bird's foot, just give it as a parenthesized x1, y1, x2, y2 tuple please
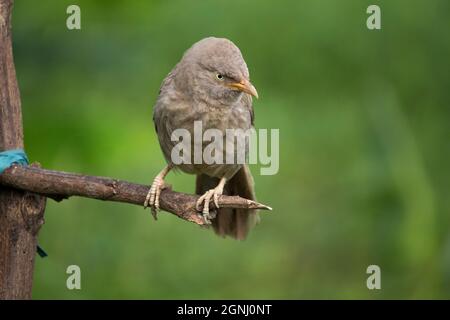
(144, 176, 166, 220)
(196, 186, 223, 224)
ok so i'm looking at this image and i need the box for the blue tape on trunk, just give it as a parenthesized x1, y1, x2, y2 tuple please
(0, 149, 29, 173)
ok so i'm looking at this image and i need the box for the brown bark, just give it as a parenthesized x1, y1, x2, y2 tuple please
(0, 0, 46, 299)
(0, 165, 271, 226)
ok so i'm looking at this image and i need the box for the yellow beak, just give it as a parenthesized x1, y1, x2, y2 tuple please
(229, 79, 259, 99)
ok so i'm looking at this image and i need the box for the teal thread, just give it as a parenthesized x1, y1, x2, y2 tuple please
(37, 245, 48, 258)
(0, 149, 29, 173)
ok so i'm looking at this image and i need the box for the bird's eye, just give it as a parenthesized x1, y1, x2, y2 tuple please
(216, 74, 224, 80)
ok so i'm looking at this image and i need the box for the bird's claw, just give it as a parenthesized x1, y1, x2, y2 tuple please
(196, 189, 221, 224)
(144, 176, 165, 220)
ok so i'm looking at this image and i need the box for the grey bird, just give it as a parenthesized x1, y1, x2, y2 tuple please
(144, 37, 259, 239)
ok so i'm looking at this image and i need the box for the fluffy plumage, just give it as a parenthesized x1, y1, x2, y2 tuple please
(152, 37, 259, 239)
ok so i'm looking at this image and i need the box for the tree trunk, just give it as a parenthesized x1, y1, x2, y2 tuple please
(0, 0, 46, 299)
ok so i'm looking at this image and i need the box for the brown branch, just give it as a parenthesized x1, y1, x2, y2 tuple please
(0, 0, 46, 300)
(0, 165, 272, 226)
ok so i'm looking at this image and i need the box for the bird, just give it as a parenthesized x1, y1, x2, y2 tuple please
(144, 37, 260, 239)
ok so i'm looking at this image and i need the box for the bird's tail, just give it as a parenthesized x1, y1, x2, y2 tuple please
(195, 165, 260, 240)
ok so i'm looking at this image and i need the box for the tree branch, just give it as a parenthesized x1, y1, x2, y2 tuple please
(0, 165, 271, 226)
(1, 0, 46, 299)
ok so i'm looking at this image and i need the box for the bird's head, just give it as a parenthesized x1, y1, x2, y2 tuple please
(176, 37, 258, 105)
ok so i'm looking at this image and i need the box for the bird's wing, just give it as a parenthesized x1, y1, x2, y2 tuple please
(153, 69, 176, 133)
(153, 71, 178, 164)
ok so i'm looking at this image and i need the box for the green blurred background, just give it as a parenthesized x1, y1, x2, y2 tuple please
(10, 0, 449, 298)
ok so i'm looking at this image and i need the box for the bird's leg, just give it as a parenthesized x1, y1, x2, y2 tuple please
(144, 164, 172, 219)
(196, 177, 227, 224)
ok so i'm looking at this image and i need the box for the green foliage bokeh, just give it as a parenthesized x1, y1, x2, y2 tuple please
(10, 0, 450, 298)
